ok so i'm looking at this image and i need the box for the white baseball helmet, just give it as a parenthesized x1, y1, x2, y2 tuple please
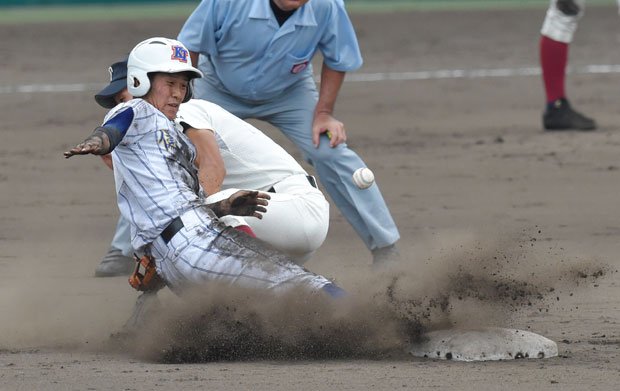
(127, 37, 203, 102)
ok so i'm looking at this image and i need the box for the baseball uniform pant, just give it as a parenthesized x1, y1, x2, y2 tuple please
(148, 206, 332, 295)
(193, 75, 400, 251)
(541, 1, 620, 44)
(541, 0, 587, 43)
(111, 214, 133, 256)
(206, 174, 329, 264)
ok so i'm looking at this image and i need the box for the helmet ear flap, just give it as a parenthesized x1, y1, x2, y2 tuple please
(127, 69, 151, 98)
(182, 79, 193, 103)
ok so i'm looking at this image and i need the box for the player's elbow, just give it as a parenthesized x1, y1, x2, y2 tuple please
(200, 157, 226, 182)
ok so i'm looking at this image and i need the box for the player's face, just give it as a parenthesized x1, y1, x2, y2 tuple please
(145, 73, 189, 120)
(272, 0, 309, 11)
(113, 88, 133, 105)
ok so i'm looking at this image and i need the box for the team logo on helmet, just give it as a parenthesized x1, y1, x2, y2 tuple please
(108, 66, 114, 81)
(171, 45, 189, 63)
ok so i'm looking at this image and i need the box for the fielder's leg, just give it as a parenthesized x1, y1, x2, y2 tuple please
(192, 77, 400, 265)
(95, 215, 135, 277)
(262, 77, 401, 264)
(540, 0, 596, 131)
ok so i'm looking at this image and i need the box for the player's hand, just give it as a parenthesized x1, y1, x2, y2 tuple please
(556, 0, 580, 16)
(312, 112, 346, 148)
(212, 190, 270, 219)
(63, 134, 108, 158)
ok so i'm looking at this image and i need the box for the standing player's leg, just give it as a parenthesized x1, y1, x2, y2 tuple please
(95, 215, 135, 277)
(191, 76, 400, 265)
(261, 77, 401, 265)
(540, 0, 595, 131)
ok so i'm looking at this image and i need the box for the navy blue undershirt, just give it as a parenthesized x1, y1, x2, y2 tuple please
(269, 0, 296, 26)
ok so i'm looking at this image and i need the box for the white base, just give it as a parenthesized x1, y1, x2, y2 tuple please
(409, 327, 558, 362)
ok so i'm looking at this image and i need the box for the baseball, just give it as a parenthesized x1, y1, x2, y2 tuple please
(352, 167, 375, 189)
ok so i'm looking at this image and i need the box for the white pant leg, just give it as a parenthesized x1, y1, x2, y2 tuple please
(247, 175, 329, 264)
(149, 207, 331, 294)
(206, 175, 329, 264)
(541, 0, 586, 43)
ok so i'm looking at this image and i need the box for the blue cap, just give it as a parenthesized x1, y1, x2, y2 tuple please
(94, 59, 128, 109)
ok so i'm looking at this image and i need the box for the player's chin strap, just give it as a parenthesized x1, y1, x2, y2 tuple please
(129, 253, 166, 292)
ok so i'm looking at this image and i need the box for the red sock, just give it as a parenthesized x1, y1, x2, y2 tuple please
(540, 35, 569, 103)
(234, 225, 256, 237)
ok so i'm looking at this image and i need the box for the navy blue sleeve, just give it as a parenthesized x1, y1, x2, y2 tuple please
(101, 106, 135, 150)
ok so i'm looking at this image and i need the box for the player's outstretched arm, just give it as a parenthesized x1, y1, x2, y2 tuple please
(208, 190, 270, 219)
(65, 106, 134, 159)
(63, 128, 111, 158)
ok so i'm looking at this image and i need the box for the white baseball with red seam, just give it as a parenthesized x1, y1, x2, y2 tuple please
(352, 168, 375, 189)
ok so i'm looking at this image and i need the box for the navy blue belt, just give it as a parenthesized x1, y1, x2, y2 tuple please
(160, 216, 184, 244)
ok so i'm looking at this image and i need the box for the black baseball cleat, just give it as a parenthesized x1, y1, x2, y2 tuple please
(543, 98, 597, 131)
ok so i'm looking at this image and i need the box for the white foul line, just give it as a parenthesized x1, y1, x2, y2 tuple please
(345, 64, 620, 82)
(0, 82, 103, 94)
(1, 65, 620, 94)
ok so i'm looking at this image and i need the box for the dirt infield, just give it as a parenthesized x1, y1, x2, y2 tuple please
(1, 5, 620, 390)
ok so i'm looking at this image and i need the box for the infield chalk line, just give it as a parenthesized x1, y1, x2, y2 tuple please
(1, 64, 620, 94)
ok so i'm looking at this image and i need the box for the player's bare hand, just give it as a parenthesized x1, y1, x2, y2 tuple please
(63, 134, 108, 158)
(556, 0, 580, 16)
(312, 112, 346, 148)
(211, 190, 270, 219)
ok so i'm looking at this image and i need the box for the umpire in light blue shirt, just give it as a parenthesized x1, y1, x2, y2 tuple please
(178, 0, 400, 265)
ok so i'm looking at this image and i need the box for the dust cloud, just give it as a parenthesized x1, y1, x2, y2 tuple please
(109, 230, 610, 363)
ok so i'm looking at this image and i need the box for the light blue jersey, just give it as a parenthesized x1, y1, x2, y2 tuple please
(105, 99, 203, 250)
(178, 0, 363, 101)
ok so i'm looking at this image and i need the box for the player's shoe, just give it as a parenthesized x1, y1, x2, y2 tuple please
(109, 291, 162, 346)
(371, 243, 401, 267)
(95, 246, 135, 277)
(122, 291, 162, 332)
(543, 98, 596, 131)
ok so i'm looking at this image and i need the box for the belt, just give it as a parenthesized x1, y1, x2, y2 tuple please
(268, 175, 317, 193)
(160, 216, 184, 244)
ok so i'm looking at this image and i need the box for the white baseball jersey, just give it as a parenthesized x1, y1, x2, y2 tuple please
(176, 99, 329, 263)
(176, 99, 307, 191)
